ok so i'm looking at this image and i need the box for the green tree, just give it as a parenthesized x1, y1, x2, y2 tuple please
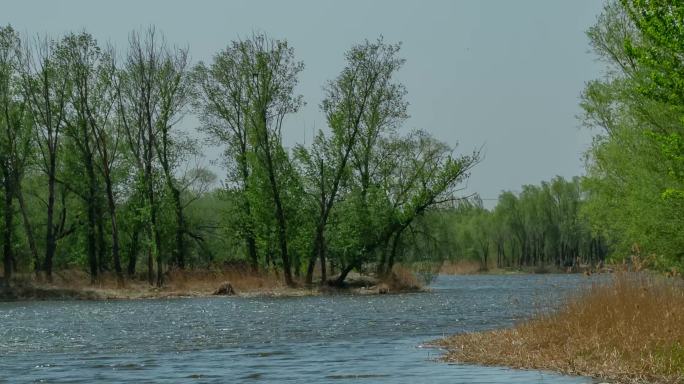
(580, 1, 684, 271)
(22, 34, 71, 281)
(0, 25, 28, 283)
(297, 37, 407, 285)
(240, 34, 304, 287)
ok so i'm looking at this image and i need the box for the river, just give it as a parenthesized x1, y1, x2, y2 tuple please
(0, 274, 601, 383)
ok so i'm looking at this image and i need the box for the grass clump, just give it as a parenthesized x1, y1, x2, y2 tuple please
(435, 273, 684, 384)
(439, 260, 483, 275)
(1, 267, 289, 300)
(383, 264, 423, 292)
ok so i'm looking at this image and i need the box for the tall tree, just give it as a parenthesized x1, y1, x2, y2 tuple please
(60, 32, 122, 283)
(117, 28, 163, 286)
(239, 34, 304, 287)
(22, 35, 70, 281)
(192, 43, 260, 271)
(154, 43, 190, 270)
(580, 1, 684, 271)
(117, 27, 190, 286)
(299, 38, 407, 285)
(0, 25, 25, 283)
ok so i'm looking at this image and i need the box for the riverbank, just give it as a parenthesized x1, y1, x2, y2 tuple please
(434, 273, 684, 384)
(0, 266, 424, 301)
(438, 259, 610, 275)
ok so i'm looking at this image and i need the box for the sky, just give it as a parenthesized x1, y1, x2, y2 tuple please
(2, 0, 606, 206)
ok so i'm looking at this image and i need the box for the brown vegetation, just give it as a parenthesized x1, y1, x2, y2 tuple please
(439, 260, 483, 275)
(435, 273, 684, 384)
(383, 264, 422, 292)
(0, 267, 293, 300)
(0, 265, 426, 301)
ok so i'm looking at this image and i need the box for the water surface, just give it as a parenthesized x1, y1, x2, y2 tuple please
(0, 274, 602, 383)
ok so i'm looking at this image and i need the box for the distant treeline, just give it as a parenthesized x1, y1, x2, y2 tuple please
(428, 177, 607, 271)
(441, 0, 684, 274)
(0, 27, 479, 287)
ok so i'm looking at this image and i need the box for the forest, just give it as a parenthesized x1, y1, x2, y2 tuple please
(419, 0, 684, 276)
(1, 0, 683, 290)
(0, 28, 480, 288)
(435, 177, 606, 272)
(580, 0, 684, 274)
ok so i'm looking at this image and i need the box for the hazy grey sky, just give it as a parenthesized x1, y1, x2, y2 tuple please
(2, 0, 605, 205)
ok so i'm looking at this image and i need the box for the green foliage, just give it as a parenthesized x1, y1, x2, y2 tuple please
(0, 26, 481, 286)
(429, 177, 603, 271)
(580, 1, 684, 272)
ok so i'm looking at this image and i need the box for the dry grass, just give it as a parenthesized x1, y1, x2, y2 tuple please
(2, 264, 426, 299)
(440, 260, 483, 275)
(383, 264, 423, 291)
(164, 267, 284, 293)
(3, 267, 291, 300)
(435, 273, 684, 383)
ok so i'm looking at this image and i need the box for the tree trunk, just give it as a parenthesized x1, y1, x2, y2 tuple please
(86, 195, 98, 283)
(104, 176, 123, 285)
(2, 176, 13, 283)
(305, 222, 324, 285)
(150, 199, 163, 287)
(15, 183, 39, 275)
(377, 237, 392, 276)
(169, 183, 186, 269)
(319, 234, 327, 284)
(333, 264, 355, 287)
(144, 122, 162, 286)
(273, 196, 293, 286)
(386, 229, 404, 274)
(95, 196, 106, 273)
(246, 234, 258, 272)
(262, 145, 293, 286)
(147, 242, 154, 286)
(44, 153, 57, 282)
(238, 150, 258, 272)
(85, 151, 99, 283)
(127, 228, 138, 277)
(256, 101, 294, 286)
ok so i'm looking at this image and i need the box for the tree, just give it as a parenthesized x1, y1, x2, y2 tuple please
(117, 27, 190, 286)
(0, 25, 27, 283)
(298, 37, 407, 285)
(1, 26, 494, 286)
(22, 34, 71, 281)
(192, 42, 261, 271)
(580, 1, 684, 271)
(154, 42, 191, 271)
(373, 132, 460, 273)
(59, 32, 123, 283)
(240, 34, 304, 287)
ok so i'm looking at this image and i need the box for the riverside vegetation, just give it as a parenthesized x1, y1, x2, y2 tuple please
(0, 28, 483, 293)
(1, 0, 684, 381)
(438, 1, 684, 382)
(0, 24, 614, 295)
(436, 273, 684, 384)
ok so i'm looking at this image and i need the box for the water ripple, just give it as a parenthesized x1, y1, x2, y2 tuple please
(0, 274, 604, 383)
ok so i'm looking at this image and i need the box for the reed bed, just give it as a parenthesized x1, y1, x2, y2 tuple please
(435, 273, 684, 383)
(439, 260, 483, 275)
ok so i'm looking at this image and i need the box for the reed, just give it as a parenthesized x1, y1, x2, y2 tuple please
(436, 273, 684, 384)
(439, 260, 483, 275)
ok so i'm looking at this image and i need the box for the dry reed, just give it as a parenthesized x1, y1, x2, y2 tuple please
(435, 273, 684, 383)
(439, 260, 483, 275)
(4, 267, 288, 299)
(384, 264, 422, 291)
